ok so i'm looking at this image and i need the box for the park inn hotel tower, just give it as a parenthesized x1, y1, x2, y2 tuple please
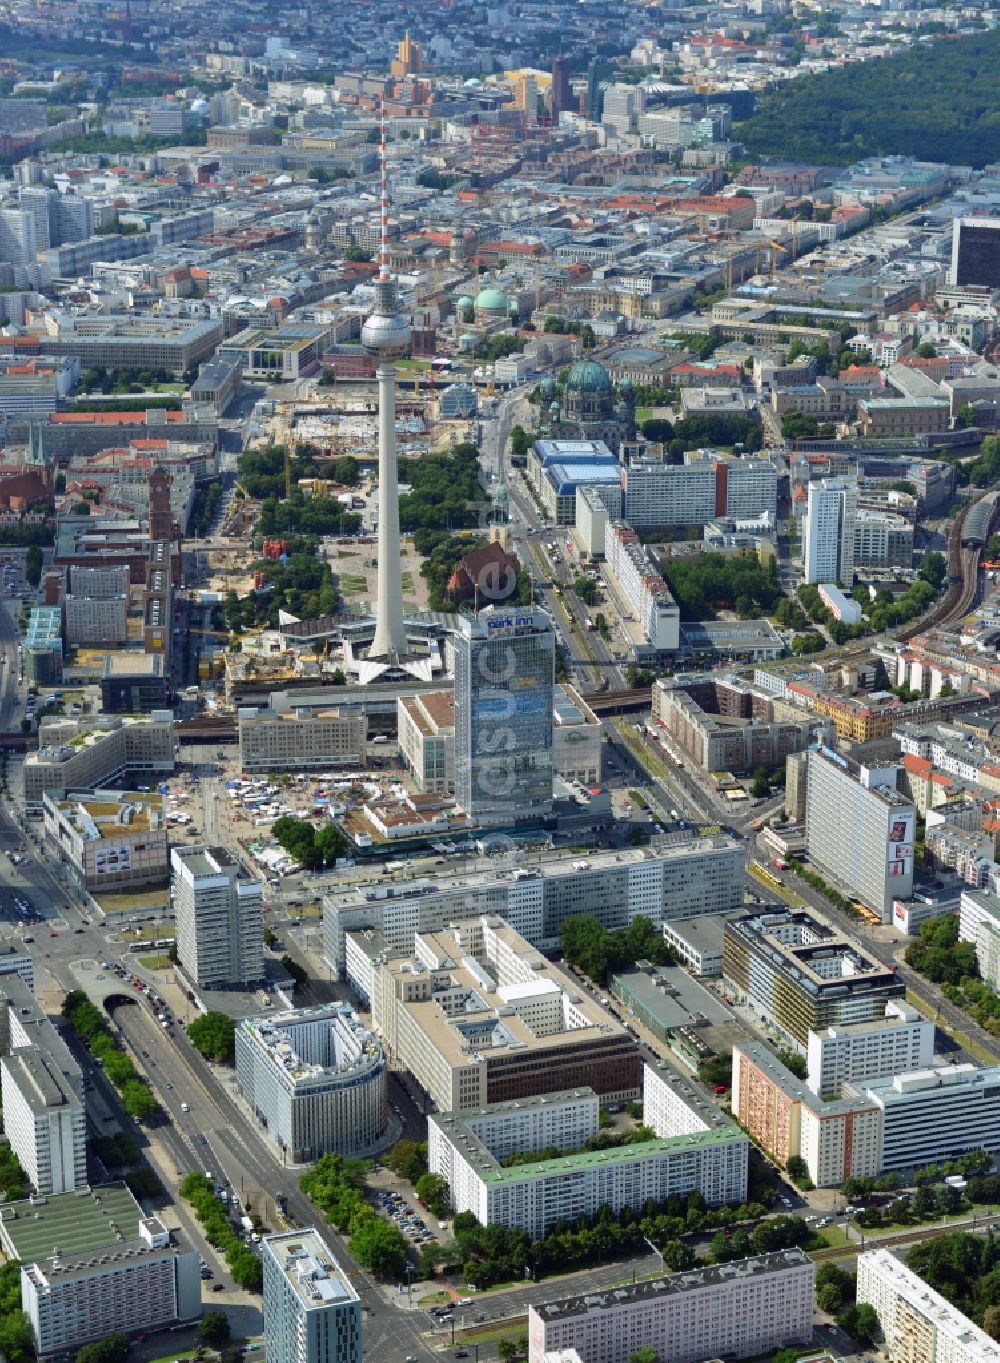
(453, 605, 556, 824)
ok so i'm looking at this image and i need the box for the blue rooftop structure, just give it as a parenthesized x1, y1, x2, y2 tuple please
(533, 439, 620, 496)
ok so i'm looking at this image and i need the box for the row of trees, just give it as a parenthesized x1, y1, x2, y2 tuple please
(300, 1154, 408, 1280)
(560, 913, 673, 985)
(191, 480, 222, 536)
(271, 814, 348, 871)
(0, 1260, 32, 1363)
(62, 990, 157, 1120)
(179, 1173, 263, 1291)
(439, 1204, 810, 1291)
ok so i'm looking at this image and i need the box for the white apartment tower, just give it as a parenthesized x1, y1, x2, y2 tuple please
(262, 1230, 362, 1363)
(804, 475, 858, 587)
(805, 746, 915, 920)
(171, 845, 264, 989)
(0, 1047, 86, 1195)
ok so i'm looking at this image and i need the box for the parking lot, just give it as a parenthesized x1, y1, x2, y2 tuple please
(374, 1181, 448, 1253)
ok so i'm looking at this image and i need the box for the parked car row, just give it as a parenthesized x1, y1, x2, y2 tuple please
(378, 1190, 438, 1246)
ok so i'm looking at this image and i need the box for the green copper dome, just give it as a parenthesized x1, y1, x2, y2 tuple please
(565, 358, 612, 393)
(475, 286, 510, 312)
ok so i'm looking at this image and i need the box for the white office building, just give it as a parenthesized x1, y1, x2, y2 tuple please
(235, 1003, 389, 1162)
(0, 942, 35, 992)
(805, 746, 916, 920)
(324, 835, 746, 990)
(0, 1047, 86, 1195)
(804, 475, 857, 587)
(858, 1063, 1000, 1172)
(854, 508, 914, 569)
(858, 1248, 1000, 1363)
(429, 1069, 747, 1238)
(23, 712, 175, 810)
(262, 1230, 361, 1363)
(622, 459, 716, 528)
(171, 845, 264, 989)
(806, 1000, 935, 1097)
(527, 1250, 815, 1363)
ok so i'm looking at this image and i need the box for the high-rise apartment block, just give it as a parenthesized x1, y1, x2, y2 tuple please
(733, 1042, 1000, 1183)
(858, 1248, 1000, 1363)
(262, 1230, 362, 1363)
(171, 846, 264, 989)
(959, 890, 1000, 992)
(527, 1250, 814, 1363)
(806, 1000, 934, 1097)
(805, 746, 916, 919)
(429, 1072, 747, 1238)
(733, 1041, 884, 1186)
(453, 606, 555, 823)
(5, 1185, 201, 1358)
(0, 1047, 86, 1195)
(804, 475, 857, 587)
(325, 836, 746, 993)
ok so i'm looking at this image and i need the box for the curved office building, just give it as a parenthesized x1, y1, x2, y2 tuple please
(236, 1003, 389, 1162)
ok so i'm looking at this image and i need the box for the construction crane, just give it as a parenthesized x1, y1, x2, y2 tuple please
(766, 239, 789, 280)
(284, 446, 292, 500)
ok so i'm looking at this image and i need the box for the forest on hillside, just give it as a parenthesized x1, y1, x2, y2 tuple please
(738, 29, 1000, 168)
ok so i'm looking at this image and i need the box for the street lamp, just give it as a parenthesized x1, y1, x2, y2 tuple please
(405, 1262, 415, 1306)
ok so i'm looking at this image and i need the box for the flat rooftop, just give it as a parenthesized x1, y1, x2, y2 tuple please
(613, 963, 732, 1030)
(736, 1041, 879, 1117)
(533, 1249, 811, 1320)
(325, 834, 742, 911)
(3, 1047, 78, 1111)
(0, 1184, 143, 1262)
(263, 1229, 358, 1311)
(49, 791, 163, 838)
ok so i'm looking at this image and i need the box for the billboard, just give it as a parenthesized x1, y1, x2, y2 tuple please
(887, 809, 915, 881)
(94, 843, 132, 876)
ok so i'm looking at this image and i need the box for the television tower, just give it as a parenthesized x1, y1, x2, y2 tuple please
(362, 97, 411, 663)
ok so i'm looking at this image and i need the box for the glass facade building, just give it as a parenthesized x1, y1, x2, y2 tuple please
(453, 606, 555, 823)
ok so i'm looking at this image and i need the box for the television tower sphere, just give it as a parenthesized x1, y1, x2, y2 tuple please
(361, 277, 410, 357)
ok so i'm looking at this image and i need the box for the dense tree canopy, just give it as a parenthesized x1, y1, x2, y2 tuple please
(905, 914, 979, 986)
(271, 816, 348, 871)
(187, 1011, 237, 1064)
(907, 1231, 1000, 1328)
(663, 552, 782, 621)
(560, 914, 673, 985)
(738, 29, 1000, 167)
(398, 443, 483, 532)
(0, 1260, 33, 1363)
